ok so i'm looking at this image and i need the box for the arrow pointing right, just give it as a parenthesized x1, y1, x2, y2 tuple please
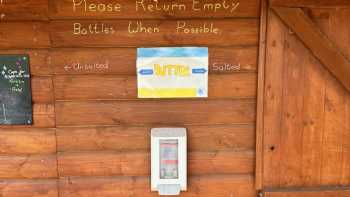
(192, 68, 208, 74)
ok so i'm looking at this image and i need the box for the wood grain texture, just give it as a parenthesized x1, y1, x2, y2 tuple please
(262, 10, 285, 188)
(315, 8, 350, 64)
(301, 56, 326, 186)
(54, 74, 257, 100)
(310, 8, 350, 186)
(32, 77, 54, 103)
(32, 104, 55, 128)
(0, 128, 56, 154)
(255, 0, 267, 189)
(50, 0, 260, 19)
(56, 125, 255, 152)
(321, 75, 347, 185)
(322, 8, 350, 186)
(273, 7, 350, 92)
(265, 189, 350, 197)
(263, 8, 350, 189)
(0, 155, 57, 179)
(50, 19, 259, 47)
(0, 50, 51, 76)
(0, 23, 50, 49)
(59, 175, 256, 197)
(58, 150, 254, 177)
(56, 99, 256, 126)
(0, 0, 48, 21)
(51, 47, 258, 75)
(278, 24, 306, 187)
(0, 0, 262, 196)
(0, 179, 58, 197)
(0, 1, 262, 196)
(57, 125, 255, 151)
(343, 93, 350, 185)
(270, 0, 350, 8)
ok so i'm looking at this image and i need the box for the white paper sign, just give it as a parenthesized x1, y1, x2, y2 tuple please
(137, 47, 208, 98)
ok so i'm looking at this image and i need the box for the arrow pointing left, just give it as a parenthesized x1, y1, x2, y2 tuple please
(139, 69, 154, 75)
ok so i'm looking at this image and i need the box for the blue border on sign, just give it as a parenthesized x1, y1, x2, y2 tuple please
(137, 47, 208, 58)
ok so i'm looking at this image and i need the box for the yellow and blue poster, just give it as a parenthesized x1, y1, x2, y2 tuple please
(137, 47, 208, 98)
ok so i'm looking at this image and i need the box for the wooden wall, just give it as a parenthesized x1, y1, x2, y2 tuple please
(0, 0, 261, 196)
(262, 7, 350, 189)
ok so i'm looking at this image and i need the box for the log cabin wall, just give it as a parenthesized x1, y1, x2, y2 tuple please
(0, 0, 261, 196)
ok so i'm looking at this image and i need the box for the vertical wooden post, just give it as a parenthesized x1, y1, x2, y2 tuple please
(256, 0, 268, 190)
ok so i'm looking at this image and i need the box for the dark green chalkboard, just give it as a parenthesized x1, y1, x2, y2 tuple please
(0, 55, 32, 125)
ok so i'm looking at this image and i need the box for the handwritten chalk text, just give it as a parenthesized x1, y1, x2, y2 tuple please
(128, 21, 160, 34)
(176, 21, 219, 34)
(73, 23, 116, 35)
(64, 61, 110, 72)
(212, 63, 241, 72)
(135, 0, 240, 13)
(72, 0, 121, 13)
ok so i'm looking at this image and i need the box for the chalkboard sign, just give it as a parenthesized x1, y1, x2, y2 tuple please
(0, 55, 32, 125)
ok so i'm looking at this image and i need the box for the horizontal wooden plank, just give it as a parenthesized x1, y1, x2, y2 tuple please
(0, 23, 50, 49)
(59, 175, 256, 197)
(189, 151, 254, 175)
(55, 100, 256, 126)
(0, 0, 48, 21)
(270, 0, 350, 8)
(32, 104, 55, 128)
(0, 128, 56, 154)
(0, 155, 57, 179)
(58, 150, 254, 177)
(0, 50, 51, 76)
(54, 73, 256, 100)
(0, 179, 58, 197)
(265, 188, 350, 197)
(50, 19, 259, 47)
(56, 125, 255, 152)
(51, 47, 258, 75)
(32, 77, 54, 103)
(50, 0, 260, 19)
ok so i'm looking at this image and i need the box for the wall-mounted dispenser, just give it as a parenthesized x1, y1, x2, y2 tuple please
(151, 128, 187, 196)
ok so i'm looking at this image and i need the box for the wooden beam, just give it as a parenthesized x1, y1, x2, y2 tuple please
(270, 0, 350, 8)
(264, 187, 350, 197)
(272, 7, 350, 92)
(255, 0, 268, 190)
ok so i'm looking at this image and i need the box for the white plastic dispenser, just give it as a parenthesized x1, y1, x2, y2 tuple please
(151, 128, 187, 196)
